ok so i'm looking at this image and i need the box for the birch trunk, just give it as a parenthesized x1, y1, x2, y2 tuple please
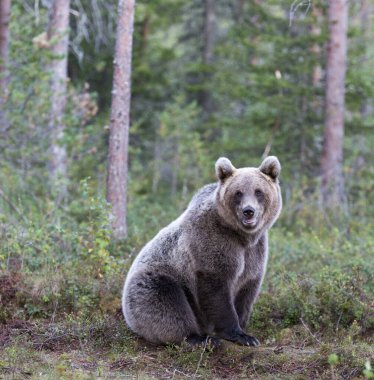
(47, 0, 70, 200)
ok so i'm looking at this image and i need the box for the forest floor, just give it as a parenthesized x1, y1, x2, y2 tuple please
(0, 210, 373, 379)
(0, 267, 373, 380)
(1, 314, 373, 380)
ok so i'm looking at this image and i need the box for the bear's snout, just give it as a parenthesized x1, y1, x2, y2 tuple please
(242, 206, 255, 218)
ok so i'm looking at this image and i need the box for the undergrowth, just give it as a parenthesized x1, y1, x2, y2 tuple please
(0, 183, 373, 379)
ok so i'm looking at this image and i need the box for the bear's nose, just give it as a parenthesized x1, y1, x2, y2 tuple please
(242, 206, 255, 218)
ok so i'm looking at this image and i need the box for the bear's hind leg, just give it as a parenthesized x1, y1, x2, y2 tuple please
(123, 271, 200, 344)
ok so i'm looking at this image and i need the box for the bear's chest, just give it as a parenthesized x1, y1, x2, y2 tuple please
(234, 246, 267, 289)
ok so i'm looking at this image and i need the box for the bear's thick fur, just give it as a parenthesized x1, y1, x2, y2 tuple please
(122, 156, 282, 346)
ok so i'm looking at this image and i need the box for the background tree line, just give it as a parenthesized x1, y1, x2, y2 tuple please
(0, 1, 373, 378)
(0, 0, 373, 236)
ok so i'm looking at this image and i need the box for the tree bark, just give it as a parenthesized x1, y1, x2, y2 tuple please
(320, 0, 348, 207)
(311, 6, 322, 88)
(140, 14, 150, 56)
(359, 0, 372, 118)
(234, 0, 244, 22)
(0, 0, 11, 129)
(106, 0, 135, 240)
(200, 0, 215, 115)
(47, 0, 70, 200)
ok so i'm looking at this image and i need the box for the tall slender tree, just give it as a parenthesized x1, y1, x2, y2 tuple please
(311, 6, 322, 88)
(320, 0, 348, 207)
(0, 0, 11, 129)
(106, 0, 135, 240)
(200, 0, 215, 115)
(47, 0, 71, 199)
(359, 0, 372, 118)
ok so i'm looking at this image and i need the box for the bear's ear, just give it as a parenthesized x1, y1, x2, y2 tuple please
(215, 157, 236, 182)
(259, 156, 281, 181)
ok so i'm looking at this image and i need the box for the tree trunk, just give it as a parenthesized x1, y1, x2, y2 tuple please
(0, 0, 11, 129)
(320, 0, 348, 207)
(152, 137, 161, 193)
(359, 0, 372, 118)
(250, 3, 262, 67)
(140, 14, 150, 56)
(47, 0, 70, 200)
(311, 6, 323, 88)
(234, 0, 244, 22)
(200, 0, 215, 115)
(106, 0, 135, 240)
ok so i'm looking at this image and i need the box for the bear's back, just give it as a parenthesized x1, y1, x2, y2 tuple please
(127, 183, 218, 278)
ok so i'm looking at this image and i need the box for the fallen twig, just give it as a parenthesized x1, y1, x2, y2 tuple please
(300, 318, 321, 344)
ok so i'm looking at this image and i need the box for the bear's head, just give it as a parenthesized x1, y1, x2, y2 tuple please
(215, 156, 282, 236)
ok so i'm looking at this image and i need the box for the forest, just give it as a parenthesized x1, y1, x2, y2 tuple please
(0, 0, 373, 379)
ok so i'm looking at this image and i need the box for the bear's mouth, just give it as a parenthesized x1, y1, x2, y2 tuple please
(241, 217, 257, 228)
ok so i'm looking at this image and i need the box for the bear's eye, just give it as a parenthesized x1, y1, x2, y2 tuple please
(234, 191, 243, 204)
(235, 191, 243, 198)
(255, 189, 264, 200)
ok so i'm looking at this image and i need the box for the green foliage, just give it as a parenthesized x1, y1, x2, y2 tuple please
(328, 353, 339, 365)
(156, 96, 210, 193)
(1, 3, 51, 200)
(0, 1, 374, 378)
(364, 361, 374, 379)
(253, 265, 372, 333)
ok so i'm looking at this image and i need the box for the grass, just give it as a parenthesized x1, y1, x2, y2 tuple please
(1, 194, 374, 379)
(1, 317, 373, 379)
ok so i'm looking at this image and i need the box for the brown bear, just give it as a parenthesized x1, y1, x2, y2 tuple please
(122, 156, 282, 346)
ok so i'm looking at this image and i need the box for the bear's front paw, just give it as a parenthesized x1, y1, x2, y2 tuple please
(220, 329, 260, 347)
(236, 332, 260, 347)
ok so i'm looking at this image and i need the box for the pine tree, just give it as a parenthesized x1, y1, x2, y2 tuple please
(321, 0, 348, 207)
(0, 0, 11, 129)
(106, 0, 135, 239)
